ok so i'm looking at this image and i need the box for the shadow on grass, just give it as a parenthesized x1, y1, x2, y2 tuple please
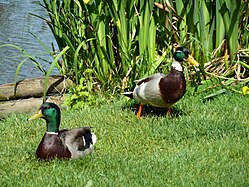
(121, 100, 185, 118)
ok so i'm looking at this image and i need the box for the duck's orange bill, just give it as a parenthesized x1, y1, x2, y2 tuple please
(187, 55, 199, 66)
(28, 110, 44, 121)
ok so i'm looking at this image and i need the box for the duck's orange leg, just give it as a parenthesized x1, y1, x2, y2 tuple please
(137, 104, 144, 119)
(166, 107, 172, 117)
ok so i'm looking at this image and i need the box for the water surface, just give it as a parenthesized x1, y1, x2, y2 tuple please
(0, 0, 57, 84)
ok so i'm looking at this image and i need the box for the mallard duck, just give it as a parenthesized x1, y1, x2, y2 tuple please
(28, 102, 97, 160)
(123, 47, 199, 119)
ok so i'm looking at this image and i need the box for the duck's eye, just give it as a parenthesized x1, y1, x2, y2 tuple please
(42, 106, 51, 110)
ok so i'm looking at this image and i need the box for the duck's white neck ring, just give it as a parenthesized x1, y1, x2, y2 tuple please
(46, 132, 58, 135)
(172, 59, 183, 72)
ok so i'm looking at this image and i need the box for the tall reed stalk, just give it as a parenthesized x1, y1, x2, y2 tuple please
(37, 0, 248, 93)
(40, 0, 174, 91)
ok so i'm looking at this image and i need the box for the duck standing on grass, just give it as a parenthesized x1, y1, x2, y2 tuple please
(28, 102, 97, 160)
(122, 47, 199, 119)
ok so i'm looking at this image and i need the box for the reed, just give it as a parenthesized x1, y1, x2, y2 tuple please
(33, 0, 249, 98)
(39, 0, 170, 91)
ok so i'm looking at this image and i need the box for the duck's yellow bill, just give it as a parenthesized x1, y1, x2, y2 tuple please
(187, 55, 199, 66)
(28, 110, 44, 121)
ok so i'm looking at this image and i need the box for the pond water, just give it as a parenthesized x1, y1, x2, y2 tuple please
(0, 0, 58, 84)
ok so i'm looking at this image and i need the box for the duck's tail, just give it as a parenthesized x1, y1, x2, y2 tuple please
(82, 131, 97, 155)
(91, 133, 97, 145)
(83, 131, 97, 148)
(122, 91, 134, 99)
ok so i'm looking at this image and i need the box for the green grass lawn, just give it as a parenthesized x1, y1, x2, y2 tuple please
(0, 90, 248, 186)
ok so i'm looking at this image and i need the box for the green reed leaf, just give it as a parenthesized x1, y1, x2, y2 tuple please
(43, 46, 70, 101)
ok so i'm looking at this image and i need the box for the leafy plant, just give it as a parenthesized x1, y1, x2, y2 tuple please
(196, 76, 249, 100)
(64, 70, 97, 109)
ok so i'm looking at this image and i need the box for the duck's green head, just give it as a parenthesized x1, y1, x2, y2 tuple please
(173, 47, 199, 66)
(28, 102, 61, 133)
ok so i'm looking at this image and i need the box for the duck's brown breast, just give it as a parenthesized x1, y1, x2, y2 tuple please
(36, 133, 71, 160)
(159, 69, 186, 105)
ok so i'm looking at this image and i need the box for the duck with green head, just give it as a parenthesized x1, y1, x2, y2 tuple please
(28, 102, 97, 160)
(123, 47, 199, 119)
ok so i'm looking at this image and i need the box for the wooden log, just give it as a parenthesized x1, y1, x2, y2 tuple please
(0, 95, 66, 118)
(0, 76, 73, 101)
(0, 98, 43, 117)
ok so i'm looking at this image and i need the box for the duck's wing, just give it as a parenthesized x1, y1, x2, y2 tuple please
(134, 73, 164, 86)
(59, 127, 97, 159)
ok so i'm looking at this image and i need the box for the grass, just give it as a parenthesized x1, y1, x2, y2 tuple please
(0, 91, 249, 186)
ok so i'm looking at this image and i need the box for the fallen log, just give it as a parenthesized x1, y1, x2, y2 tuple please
(0, 75, 73, 101)
(0, 95, 66, 118)
(0, 97, 43, 117)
